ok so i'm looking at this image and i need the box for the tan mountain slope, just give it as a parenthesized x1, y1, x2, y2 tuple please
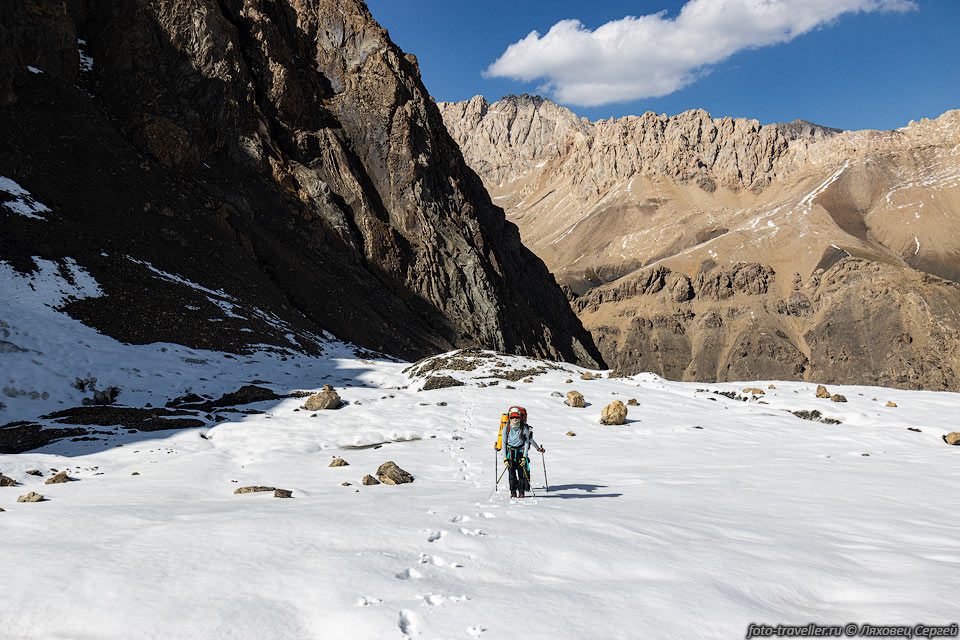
(439, 95, 960, 389)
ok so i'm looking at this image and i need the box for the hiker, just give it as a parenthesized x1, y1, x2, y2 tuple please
(500, 409, 544, 498)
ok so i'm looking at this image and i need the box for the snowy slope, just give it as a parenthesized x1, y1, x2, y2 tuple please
(3, 265, 960, 639)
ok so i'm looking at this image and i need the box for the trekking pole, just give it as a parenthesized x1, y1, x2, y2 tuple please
(488, 466, 508, 500)
(494, 450, 499, 492)
(541, 451, 549, 493)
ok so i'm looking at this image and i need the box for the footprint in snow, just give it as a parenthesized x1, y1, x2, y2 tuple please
(426, 530, 445, 542)
(450, 515, 470, 523)
(395, 567, 423, 580)
(355, 596, 382, 606)
(398, 610, 418, 636)
(467, 625, 486, 637)
(418, 553, 463, 568)
(459, 528, 486, 537)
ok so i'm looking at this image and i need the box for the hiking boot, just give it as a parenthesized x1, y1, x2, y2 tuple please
(518, 492, 525, 498)
(510, 492, 517, 498)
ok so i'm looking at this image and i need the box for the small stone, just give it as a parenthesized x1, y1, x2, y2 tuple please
(743, 388, 764, 395)
(600, 400, 628, 425)
(341, 482, 352, 486)
(26, 470, 42, 477)
(17, 492, 44, 502)
(329, 457, 349, 467)
(234, 486, 275, 494)
(565, 391, 585, 408)
(551, 391, 563, 397)
(362, 475, 380, 485)
(907, 427, 921, 432)
(627, 399, 638, 406)
(580, 372, 594, 380)
(0, 474, 18, 487)
(565, 379, 573, 383)
(522, 378, 533, 383)
(565, 431, 576, 437)
(505, 385, 515, 390)
(944, 432, 960, 446)
(768, 384, 776, 389)
(830, 394, 847, 403)
(274, 489, 293, 498)
(131, 472, 140, 476)
(45, 471, 74, 484)
(376, 461, 414, 485)
(0, 507, 4, 512)
(861, 453, 870, 457)
(436, 402, 447, 406)
(886, 401, 897, 407)
(815, 385, 830, 398)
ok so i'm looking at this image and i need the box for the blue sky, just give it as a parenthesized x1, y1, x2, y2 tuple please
(365, 0, 959, 131)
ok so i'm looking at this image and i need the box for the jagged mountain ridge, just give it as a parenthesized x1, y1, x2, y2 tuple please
(439, 95, 960, 389)
(0, 2, 602, 367)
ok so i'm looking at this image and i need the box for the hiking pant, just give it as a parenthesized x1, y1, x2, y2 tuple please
(505, 447, 529, 495)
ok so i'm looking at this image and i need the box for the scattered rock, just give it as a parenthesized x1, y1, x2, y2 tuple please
(580, 372, 595, 380)
(815, 385, 830, 398)
(341, 481, 352, 486)
(944, 432, 960, 446)
(362, 475, 380, 485)
(0, 507, 4, 512)
(234, 486, 275, 494)
(565, 391, 585, 408)
(565, 379, 573, 383)
(422, 376, 465, 391)
(322, 384, 334, 392)
(131, 472, 140, 475)
(743, 388, 764, 395)
(565, 431, 576, 437)
(376, 461, 414, 485)
(522, 377, 533, 383)
(329, 457, 349, 467)
(886, 401, 897, 407)
(600, 400, 628, 425)
(626, 398, 638, 406)
(25, 470, 42, 477)
(830, 394, 847, 403)
(861, 453, 870, 457)
(790, 410, 842, 424)
(505, 385, 515, 389)
(17, 492, 44, 502)
(907, 427, 921, 433)
(274, 489, 293, 498)
(436, 402, 447, 406)
(768, 384, 776, 389)
(304, 389, 342, 411)
(45, 471, 74, 484)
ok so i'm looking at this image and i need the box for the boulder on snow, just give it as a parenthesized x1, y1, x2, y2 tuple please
(274, 489, 293, 498)
(565, 379, 573, 383)
(600, 400, 628, 425)
(815, 385, 830, 398)
(234, 486, 275, 494)
(830, 394, 847, 403)
(626, 398, 638, 406)
(565, 431, 576, 437)
(17, 491, 44, 502)
(44, 471, 75, 484)
(361, 474, 380, 485)
(25, 470, 42, 477)
(422, 376, 464, 391)
(886, 401, 898, 407)
(743, 388, 764, 395)
(329, 457, 349, 467)
(944, 432, 960, 446)
(304, 390, 341, 411)
(522, 377, 533, 383)
(376, 461, 414, 485)
(565, 391, 585, 408)
(580, 372, 595, 380)
(768, 384, 776, 389)
(1, 474, 18, 487)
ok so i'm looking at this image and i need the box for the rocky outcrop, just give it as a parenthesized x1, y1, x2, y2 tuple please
(304, 389, 341, 411)
(376, 461, 413, 485)
(441, 94, 960, 390)
(565, 391, 585, 408)
(0, 2, 601, 368)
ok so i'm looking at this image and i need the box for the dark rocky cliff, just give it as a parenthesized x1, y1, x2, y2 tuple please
(0, 0, 602, 366)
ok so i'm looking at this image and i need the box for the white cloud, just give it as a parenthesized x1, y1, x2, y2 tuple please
(485, 0, 917, 106)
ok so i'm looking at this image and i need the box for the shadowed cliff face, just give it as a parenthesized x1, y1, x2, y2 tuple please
(0, 1, 603, 367)
(440, 94, 960, 390)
